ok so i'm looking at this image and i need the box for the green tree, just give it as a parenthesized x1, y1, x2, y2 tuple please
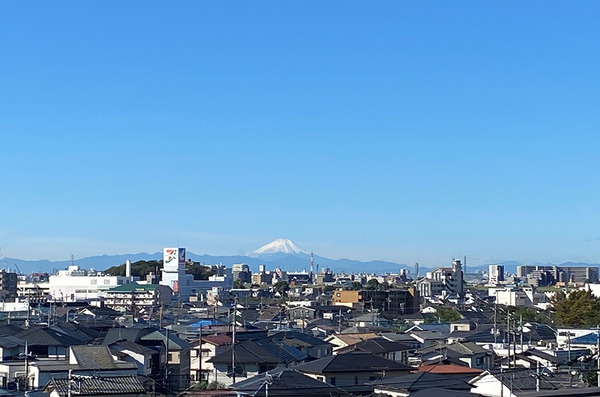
(512, 306, 543, 323)
(365, 279, 380, 290)
(233, 278, 247, 289)
(350, 281, 363, 290)
(104, 260, 162, 278)
(427, 307, 462, 323)
(185, 262, 215, 280)
(552, 289, 600, 327)
(274, 281, 290, 294)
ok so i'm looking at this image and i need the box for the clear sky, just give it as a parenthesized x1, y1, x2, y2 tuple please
(1, 2, 599, 267)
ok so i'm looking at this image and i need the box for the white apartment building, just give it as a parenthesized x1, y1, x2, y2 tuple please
(47, 265, 133, 301)
(488, 264, 505, 285)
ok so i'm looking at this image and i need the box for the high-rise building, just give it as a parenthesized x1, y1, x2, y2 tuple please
(488, 264, 505, 285)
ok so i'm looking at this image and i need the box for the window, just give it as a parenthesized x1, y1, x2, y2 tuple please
(330, 377, 336, 386)
(91, 279, 97, 285)
(104, 279, 111, 285)
(354, 376, 358, 385)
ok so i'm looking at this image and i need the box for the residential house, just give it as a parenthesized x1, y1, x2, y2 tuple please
(230, 368, 346, 397)
(370, 372, 474, 397)
(140, 329, 190, 392)
(107, 340, 158, 376)
(16, 326, 88, 358)
(294, 352, 413, 394)
(469, 369, 590, 397)
(336, 337, 412, 364)
(263, 331, 333, 360)
(207, 339, 303, 386)
(324, 332, 379, 353)
(43, 374, 145, 397)
(28, 345, 138, 389)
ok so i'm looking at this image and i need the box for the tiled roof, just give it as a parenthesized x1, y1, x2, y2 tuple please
(17, 327, 86, 347)
(370, 371, 472, 391)
(43, 375, 145, 396)
(140, 329, 190, 349)
(70, 346, 117, 369)
(102, 327, 154, 345)
(327, 333, 378, 346)
(108, 340, 158, 356)
(294, 352, 413, 374)
(231, 368, 344, 396)
(337, 337, 412, 355)
(0, 335, 24, 348)
(417, 362, 483, 374)
(201, 335, 232, 346)
(471, 369, 572, 391)
(208, 340, 283, 365)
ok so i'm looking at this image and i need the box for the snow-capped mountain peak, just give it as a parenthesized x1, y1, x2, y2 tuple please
(253, 239, 306, 255)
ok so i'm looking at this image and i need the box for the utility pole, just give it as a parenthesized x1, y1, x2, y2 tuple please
(164, 328, 169, 393)
(24, 341, 28, 391)
(67, 369, 72, 397)
(197, 324, 203, 384)
(597, 327, 600, 387)
(232, 296, 237, 384)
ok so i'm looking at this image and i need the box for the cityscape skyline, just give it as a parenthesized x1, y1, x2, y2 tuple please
(1, 3, 599, 266)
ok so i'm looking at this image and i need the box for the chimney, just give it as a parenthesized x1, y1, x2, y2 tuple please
(125, 260, 131, 278)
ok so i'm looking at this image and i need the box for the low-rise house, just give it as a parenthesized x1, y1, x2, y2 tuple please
(264, 331, 333, 360)
(140, 329, 190, 392)
(17, 327, 88, 358)
(231, 368, 346, 397)
(190, 334, 232, 383)
(408, 330, 447, 349)
(43, 374, 145, 397)
(336, 337, 412, 364)
(324, 332, 378, 353)
(370, 372, 475, 397)
(416, 341, 495, 370)
(28, 346, 138, 389)
(207, 339, 301, 386)
(0, 335, 25, 360)
(469, 369, 590, 397)
(294, 352, 413, 393)
(107, 340, 158, 376)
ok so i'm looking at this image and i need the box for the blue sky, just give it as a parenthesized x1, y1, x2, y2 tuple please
(1, 2, 599, 267)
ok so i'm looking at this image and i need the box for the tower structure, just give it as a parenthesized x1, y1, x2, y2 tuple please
(161, 247, 186, 292)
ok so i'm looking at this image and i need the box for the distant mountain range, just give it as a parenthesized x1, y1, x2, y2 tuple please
(1, 239, 598, 276)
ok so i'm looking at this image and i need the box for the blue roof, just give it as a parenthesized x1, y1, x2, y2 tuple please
(571, 332, 599, 345)
(190, 319, 222, 328)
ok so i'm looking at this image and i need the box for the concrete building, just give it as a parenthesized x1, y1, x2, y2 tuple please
(332, 288, 419, 313)
(47, 265, 133, 302)
(488, 286, 547, 307)
(102, 283, 173, 313)
(161, 247, 195, 299)
(0, 271, 17, 302)
(417, 259, 464, 297)
(518, 265, 599, 285)
(488, 264, 505, 285)
(232, 263, 251, 283)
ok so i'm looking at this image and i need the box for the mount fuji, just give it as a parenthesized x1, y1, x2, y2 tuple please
(250, 238, 307, 258)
